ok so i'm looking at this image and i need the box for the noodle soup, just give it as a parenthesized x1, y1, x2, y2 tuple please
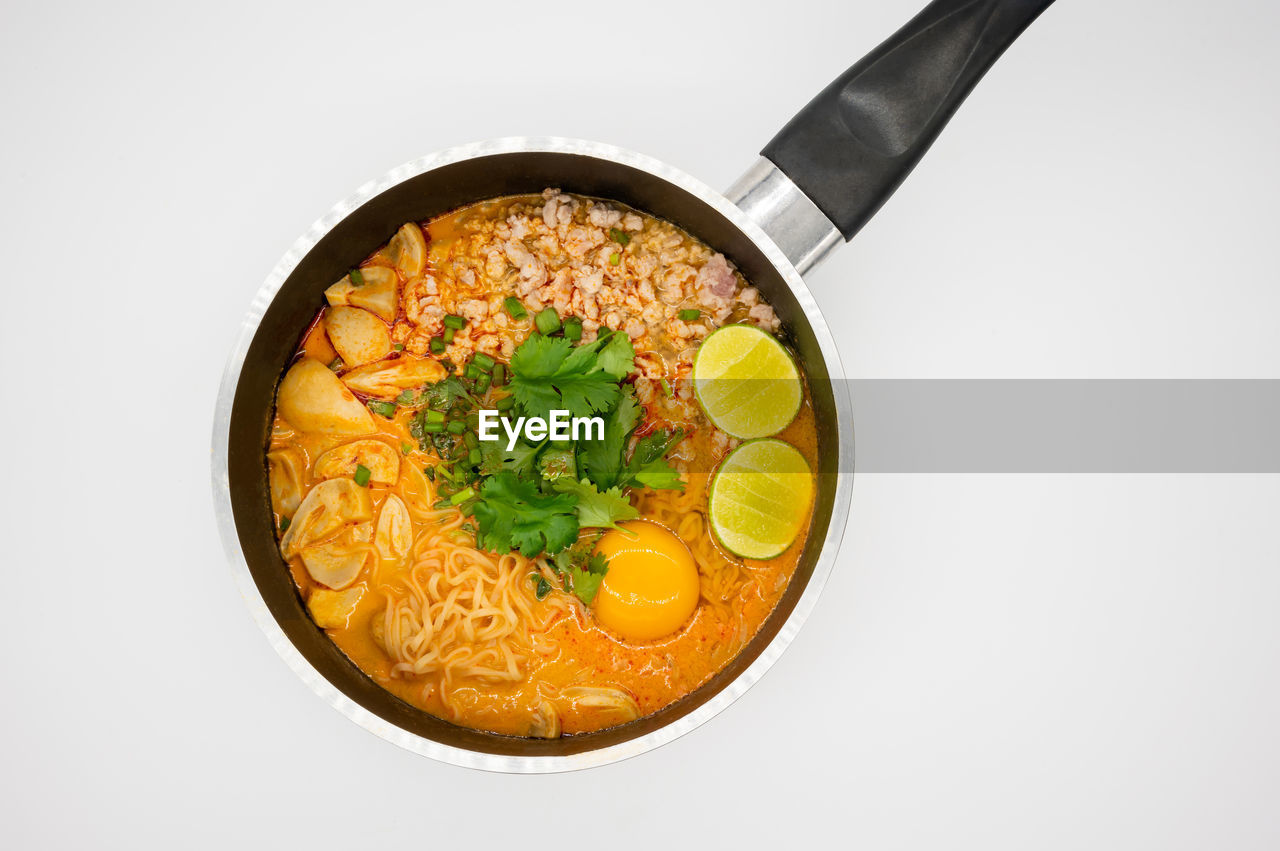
(268, 191, 817, 736)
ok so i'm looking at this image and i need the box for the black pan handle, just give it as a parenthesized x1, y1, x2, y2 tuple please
(761, 0, 1055, 240)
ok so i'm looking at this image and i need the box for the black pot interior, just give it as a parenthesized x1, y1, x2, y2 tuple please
(227, 151, 841, 757)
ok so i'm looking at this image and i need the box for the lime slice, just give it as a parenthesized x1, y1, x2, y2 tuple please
(708, 438, 813, 560)
(693, 324, 801, 439)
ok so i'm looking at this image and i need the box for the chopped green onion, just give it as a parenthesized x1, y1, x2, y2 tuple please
(396, 389, 415, 405)
(423, 421, 444, 434)
(368, 400, 396, 418)
(349, 268, 365, 287)
(491, 363, 505, 386)
(423, 466, 436, 481)
(678, 309, 701, 321)
(393, 343, 404, 351)
(463, 431, 480, 449)
(401, 442, 413, 455)
(436, 464, 455, 484)
(443, 326, 456, 344)
(450, 486, 477, 505)
(608, 227, 631, 246)
(504, 297, 528, 320)
(609, 252, 620, 266)
(433, 498, 452, 510)
(535, 308, 561, 335)
(443, 314, 466, 330)
(353, 464, 371, 487)
(475, 374, 491, 394)
(468, 448, 482, 466)
(430, 337, 446, 355)
(426, 409, 446, 425)
(495, 395, 516, 411)
(563, 317, 583, 341)
(279, 515, 291, 532)
(660, 378, 673, 398)
(446, 420, 466, 435)
(464, 363, 484, 380)
(471, 352, 495, 372)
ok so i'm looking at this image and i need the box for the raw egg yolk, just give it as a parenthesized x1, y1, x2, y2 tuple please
(593, 520, 700, 642)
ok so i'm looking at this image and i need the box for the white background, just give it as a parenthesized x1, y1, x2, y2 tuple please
(3, 0, 1278, 847)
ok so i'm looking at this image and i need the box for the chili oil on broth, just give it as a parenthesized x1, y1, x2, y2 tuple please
(267, 190, 817, 737)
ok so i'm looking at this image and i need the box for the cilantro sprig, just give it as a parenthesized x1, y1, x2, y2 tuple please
(552, 477, 639, 530)
(508, 330, 635, 421)
(471, 471, 578, 557)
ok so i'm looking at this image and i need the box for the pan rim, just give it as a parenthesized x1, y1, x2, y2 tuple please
(211, 136, 854, 773)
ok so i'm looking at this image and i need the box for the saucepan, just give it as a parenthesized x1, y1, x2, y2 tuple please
(212, 0, 1055, 771)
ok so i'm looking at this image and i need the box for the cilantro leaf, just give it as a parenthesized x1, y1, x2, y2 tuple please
(509, 333, 573, 379)
(471, 471, 579, 557)
(550, 537, 598, 575)
(595, 332, 635, 379)
(629, 427, 679, 467)
(558, 329, 633, 379)
(478, 437, 544, 478)
(552, 544, 610, 605)
(557, 337, 603, 376)
(567, 552, 609, 605)
(621, 428, 686, 491)
(552, 372, 621, 419)
(508, 331, 629, 420)
(577, 386, 641, 490)
(630, 461, 684, 491)
(423, 375, 472, 411)
(552, 478, 638, 530)
(511, 511, 578, 558)
(511, 382, 562, 424)
(408, 411, 427, 450)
